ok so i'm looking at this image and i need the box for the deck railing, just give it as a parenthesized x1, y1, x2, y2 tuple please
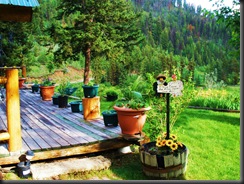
(0, 66, 26, 152)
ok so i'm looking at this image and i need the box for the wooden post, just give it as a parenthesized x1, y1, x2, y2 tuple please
(6, 69, 22, 152)
(21, 65, 27, 78)
(82, 96, 100, 120)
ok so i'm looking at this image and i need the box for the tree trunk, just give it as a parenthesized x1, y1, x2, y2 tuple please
(84, 46, 91, 85)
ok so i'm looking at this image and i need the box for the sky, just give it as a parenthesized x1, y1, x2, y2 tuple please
(186, 0, 234, 11)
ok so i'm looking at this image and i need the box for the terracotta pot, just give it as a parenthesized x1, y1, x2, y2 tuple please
(113, 106, 151, 135)
(18, 78, 26, 89)
(40, 86, 55, 101)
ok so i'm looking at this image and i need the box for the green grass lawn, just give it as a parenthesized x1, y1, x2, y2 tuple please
(172, 109, 240, 180)
(56, 108, 240, 180)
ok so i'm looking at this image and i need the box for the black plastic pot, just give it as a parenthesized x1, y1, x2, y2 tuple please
(102, 110, 118, 127)
(58, 95, 68, 108)
(52, 96, 59, 105)
(31, 85, 39, 93)
(106, 95, 118, 101)
(70, 101, 83, 113)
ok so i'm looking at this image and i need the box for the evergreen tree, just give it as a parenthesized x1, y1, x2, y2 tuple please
(51, 0, 144, 84)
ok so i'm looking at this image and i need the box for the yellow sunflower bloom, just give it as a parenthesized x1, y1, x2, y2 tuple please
(157, 136, 161, 142)
(166, 139, 173, 146)
(163, 132, 167, 137)
(177, 141, 183, 147)
(170, 143, 178, 151)
(170, 134, 177, 141)
(162, 140, 167, 146)
(156, 141, 163, 147)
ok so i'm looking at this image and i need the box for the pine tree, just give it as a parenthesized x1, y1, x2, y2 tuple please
(51, 0, 144, 84)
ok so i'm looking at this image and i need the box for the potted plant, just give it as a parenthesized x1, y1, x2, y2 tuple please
(70, 100, 83, 113)
(18, 77, 26, 89)
(52, 93, 59, 105)
(102, 110, 118, 127)
(57, 80, 70, 108)
(39, 78, 55, 101)
(82, 81, 99, 98)
(31, 80, 40, 93)
(104, 89, 118, 101)
(139, 132, 189, 179)
(113, 91, 151, 136)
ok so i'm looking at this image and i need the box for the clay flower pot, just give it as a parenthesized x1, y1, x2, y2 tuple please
(113, 105, 151, 136)
(40, 86, 55, 101)
(18, 78, 26, 89)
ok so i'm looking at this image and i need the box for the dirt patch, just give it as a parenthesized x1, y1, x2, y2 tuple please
(26, 66, 84, 84)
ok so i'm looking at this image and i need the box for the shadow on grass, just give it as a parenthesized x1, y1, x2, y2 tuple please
(177, 108, 240, 127)
(108, 151, 187, 180)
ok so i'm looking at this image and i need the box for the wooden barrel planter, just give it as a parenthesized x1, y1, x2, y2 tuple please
(139, 141, 189, 179)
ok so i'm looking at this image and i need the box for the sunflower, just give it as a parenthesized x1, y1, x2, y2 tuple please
(161, 140, 167, 146)
(156, 140, 163, 147)
(162, 132, 167, 137)
(170, 143, 178, 151)
(170, 134, 177, 141)
(156, 136, 161, 142)
(177, 141, 183, 147)
(166, 139, 173, 146)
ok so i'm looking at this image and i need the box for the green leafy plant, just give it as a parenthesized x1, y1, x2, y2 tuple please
(57, 80, 71, 96)
(102, 110, 117, 115)
(40, 78, 55, 87)
(115, 91, 149, 109)
(105, 90, 118, 97)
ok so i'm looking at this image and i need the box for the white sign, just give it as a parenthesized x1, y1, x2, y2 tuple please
(157, 80, 183, 97)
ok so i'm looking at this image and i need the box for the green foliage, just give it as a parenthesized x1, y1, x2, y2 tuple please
(57, 79, 70, 96)
(105, 89, 119, 97)
(189, 86, 240, 110)
(0, 0, 239, 87)
(143, 72, 196, 141)
(50, 0, 144, 84)
(204, 68, 226, 89)
(40, 77, 55, 86)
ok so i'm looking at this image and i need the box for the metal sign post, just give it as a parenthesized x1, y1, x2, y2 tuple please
(157, 75, 183, 139)
(166, 93, 170, 139)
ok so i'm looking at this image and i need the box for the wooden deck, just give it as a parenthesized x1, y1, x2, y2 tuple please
(0, 89, 133, 166)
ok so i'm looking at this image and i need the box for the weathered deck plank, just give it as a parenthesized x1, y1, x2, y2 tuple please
(0, 89, 132, 166)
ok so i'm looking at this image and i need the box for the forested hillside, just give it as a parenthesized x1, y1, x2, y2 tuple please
(0, 0, 240, 85)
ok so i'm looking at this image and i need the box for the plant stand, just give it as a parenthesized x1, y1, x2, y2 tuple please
(82, 96, 100, 120)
